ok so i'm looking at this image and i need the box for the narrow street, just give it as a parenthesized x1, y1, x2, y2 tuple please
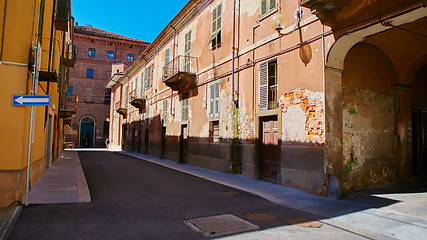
(8, 151, 324, 240)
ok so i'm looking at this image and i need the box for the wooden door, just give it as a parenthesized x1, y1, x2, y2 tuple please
(260, 117, 278, 182)
(413, 109, 427, 175)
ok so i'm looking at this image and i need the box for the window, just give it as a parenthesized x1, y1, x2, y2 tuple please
(184, 31, 191, 72)
(210, 81, 220, 118)
(67, 86, 73, 100)
(104, 89, 111, 104)
(127, 53, 134, 62)
(88, 48, 95, 57)
(73, 45, 77, 58)
(144, 65, 153, 89)
(260, 0, 277, 18)
(259, 59, 278, 110)
(209, 120, 220, 143)
(182, 92, 189, 122)
(208, 4, 222, 48)
(86, 69, 94, 78)
(107, 51, 115, 59)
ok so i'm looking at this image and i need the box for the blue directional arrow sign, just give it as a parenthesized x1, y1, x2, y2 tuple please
(12, 95, 51, 106)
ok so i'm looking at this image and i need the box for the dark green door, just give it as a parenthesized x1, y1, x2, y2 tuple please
(80, 117, 94, 147)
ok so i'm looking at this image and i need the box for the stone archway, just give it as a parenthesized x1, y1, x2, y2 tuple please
(324, 7, 426, 196)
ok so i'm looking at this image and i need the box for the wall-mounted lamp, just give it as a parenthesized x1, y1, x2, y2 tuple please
(270, 7, 312, 65)
(270, 8, 303, 36)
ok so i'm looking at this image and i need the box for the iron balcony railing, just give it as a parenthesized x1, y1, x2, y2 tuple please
(163, 55, 198, 80)
(130, 89, 144, 102)
(66, 96, 77, 110)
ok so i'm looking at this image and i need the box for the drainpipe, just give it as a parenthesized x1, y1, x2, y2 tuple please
(0, 0, 7, 61)
(169, 24, 177, 116)
(231, 0, 236, 104)
(231, 0, 241, 174)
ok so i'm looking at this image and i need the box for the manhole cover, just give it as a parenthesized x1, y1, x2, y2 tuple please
(222, 191, 239, 195)
(288, 218, 323, 228)
(245, 213, 278, 222)
(184, 214, 260, 237)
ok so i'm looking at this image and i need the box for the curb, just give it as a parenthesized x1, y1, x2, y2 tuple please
(0, 205, 22, 240)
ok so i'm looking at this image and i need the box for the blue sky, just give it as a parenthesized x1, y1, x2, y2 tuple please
(71, 0, 189, 43)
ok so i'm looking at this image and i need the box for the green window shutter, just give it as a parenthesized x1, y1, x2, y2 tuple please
(210, 83, 214, 116)
(144, 68, 148, 89)
(212, 7, 217, 32)
(124, 86, 128, 107)
(260, 0, 267, 17)
(135, 77, 138, 92)
(37, 0, 45, 42)
(163, 100, 168, 123)
(259, 62, 268, 110)
(141, 72, 144, 90)
(214, 82, 219, 116)
(217, 4, 222, 31)
(184, 31, 191, 72)
(148, 65, 153, 88)
(164, 48, 170, 65)
(270, 0, 277, 12)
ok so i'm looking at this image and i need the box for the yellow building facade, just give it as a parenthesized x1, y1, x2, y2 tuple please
(0, 0, 74, 207)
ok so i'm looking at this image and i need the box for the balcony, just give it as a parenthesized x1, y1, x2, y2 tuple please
(62, 44, 76, 68)
(130, 89, 146, 113)
(54, 0, 70, 31)
(163, 55, 198, 92)
(300, 0, 348, 26)
(59, 96, 77, 118)
(115, 101, 127, 117)
(39, 70, 58, 82)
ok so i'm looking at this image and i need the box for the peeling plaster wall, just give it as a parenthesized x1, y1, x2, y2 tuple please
(280, 89, 325, 143)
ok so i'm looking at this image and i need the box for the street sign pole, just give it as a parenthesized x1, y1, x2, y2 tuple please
(24, 40, 41, 206)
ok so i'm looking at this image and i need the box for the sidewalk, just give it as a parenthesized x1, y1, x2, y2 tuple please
(0, 150, 90, 240)
(120, 151, 427, 240)
(28, 150, 91, 204)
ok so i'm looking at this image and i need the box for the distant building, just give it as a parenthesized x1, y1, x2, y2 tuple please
(65, 25, 149, 147)
(0, 0, 73, 207)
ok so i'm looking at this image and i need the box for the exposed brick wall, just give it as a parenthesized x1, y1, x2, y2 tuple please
(65, 28, 149, 147)
(279, 89, 325, 144)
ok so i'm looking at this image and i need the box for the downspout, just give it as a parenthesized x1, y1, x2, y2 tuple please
(56, 30, 66, 156)
(231, 0, 236, 104)
(0, 0, 7, 61)
(169, 24, 177, 116)
(231, 0, 240, 174)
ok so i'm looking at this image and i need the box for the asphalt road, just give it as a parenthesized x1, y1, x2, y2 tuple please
(9, 151, 320, 240)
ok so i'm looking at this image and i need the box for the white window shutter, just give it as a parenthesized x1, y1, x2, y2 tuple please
(259, 62, 268, 110)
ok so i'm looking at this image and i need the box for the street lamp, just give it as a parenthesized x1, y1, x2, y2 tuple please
(270, 7, 312, 65)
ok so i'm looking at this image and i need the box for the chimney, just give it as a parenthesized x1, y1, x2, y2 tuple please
(76, 22, 78, 26)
